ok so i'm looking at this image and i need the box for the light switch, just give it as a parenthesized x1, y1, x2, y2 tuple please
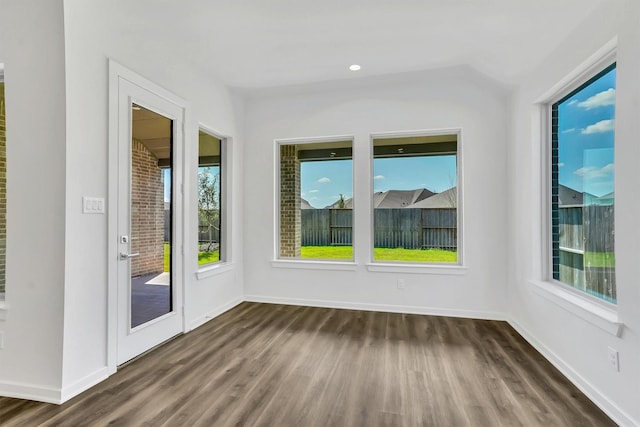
(83, 196, 105, 214)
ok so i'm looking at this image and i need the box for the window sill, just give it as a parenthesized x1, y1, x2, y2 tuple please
(271, 259, 357, 271)
(196, 262, 234, 280)
(366, 262, 467, 275)
(528, 280, 622, 337)
(0, 298, 8, 321)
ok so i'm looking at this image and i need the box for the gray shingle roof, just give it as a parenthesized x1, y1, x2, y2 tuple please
(408, 187, 456, 208)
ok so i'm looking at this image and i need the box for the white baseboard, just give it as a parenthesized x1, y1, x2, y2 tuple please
(508, 318, 638, 427)
(189, 297, 244, 331)
(60, 366, 111, 404)
(0, 367, 112, 405)
(0, 380, 62, 404)
(244, 294, 505, 321)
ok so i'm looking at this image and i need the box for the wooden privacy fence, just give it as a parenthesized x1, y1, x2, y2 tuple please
(301, 208, 457, 250)
(558, 205, 615, 301)
(559, 205, 614, 253)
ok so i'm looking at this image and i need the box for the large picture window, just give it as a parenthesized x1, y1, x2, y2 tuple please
(551, 63, 616, 303)
(278, 139, 353, 260)
(372, 133, 459, 264)
(198, 129, 224, 266)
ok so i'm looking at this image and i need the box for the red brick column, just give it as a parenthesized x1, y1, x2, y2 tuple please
(280, 145, 301, 257)
(131, 138, 165, 276)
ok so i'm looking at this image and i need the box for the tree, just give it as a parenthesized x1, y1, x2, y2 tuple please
(198, 167, 220, 251)
(337, 194, 346, 209)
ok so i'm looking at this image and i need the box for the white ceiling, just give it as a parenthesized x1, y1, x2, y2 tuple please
(111, 0, 608, 89)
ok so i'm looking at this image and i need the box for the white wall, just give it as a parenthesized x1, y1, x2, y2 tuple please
(57, 0, 244, 400)
(243, 68, 509, 319)
(0, 0, 67, 402)
(507, 1, 640, 425)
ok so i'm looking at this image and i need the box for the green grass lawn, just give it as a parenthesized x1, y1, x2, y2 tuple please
(163, 243, 220, 271)
(164, 243, 170, 271)
(584, 251, 615, 268)
(301, 246, 353, 259)
(300, 246, 457, 263)
(198, 250, 220, 265)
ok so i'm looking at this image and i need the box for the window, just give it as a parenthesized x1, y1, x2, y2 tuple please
(372, 133, 459, 264)
(0, 65, 5, 298)
(198, 129, 224, 265)
(551, 63, 616, 303)
(278, 139, 353, 260)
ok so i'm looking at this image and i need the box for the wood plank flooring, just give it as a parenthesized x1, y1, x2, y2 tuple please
(0, 302, 615, 426)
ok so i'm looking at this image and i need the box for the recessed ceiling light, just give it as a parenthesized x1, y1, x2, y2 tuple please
(349, 64, 361, 71)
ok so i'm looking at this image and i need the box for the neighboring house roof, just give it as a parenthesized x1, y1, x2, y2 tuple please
(301, 198, 315, 209)
(325, 196, 353, 209)
(557, 184, 609, 207)
(585, 191, 614, 206)
(373, 188, 434, 208)
(408, 187, 457, 208)
(325, 188, 436, 209)
(558, 185, 583, 206)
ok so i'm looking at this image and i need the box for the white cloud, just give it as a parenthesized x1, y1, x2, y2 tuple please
(567, 100, 578, 106)
(581, 119, 615, 135)
(574, 163, 614, 179)
(558, 162, 565, 167)
(561, 128, 576, 134)
(374, 175, 385, 180)
(317, 177, 331, 183)
(577, 88, 615, 110)
(309, 189, 319, 193)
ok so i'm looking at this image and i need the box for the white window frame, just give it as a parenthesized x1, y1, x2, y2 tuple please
(272, 135, 357, 271)
(195, 125, 233, 280)
(531, 39, 622, 336)
(366, 128, 466, 275)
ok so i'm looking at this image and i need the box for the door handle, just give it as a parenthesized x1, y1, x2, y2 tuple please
(119, 252, 140, 260)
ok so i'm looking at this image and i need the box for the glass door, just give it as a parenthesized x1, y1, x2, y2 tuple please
(115, 76, 183, 365)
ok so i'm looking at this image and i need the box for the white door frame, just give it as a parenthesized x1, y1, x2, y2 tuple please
(107, 60, 187, 371)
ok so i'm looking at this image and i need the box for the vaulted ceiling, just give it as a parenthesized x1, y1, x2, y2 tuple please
(108, 0, 609, 89)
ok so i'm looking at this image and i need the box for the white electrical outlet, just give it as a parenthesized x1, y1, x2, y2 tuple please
(397, 279, 405, 290)
(607, 347, 619, 372)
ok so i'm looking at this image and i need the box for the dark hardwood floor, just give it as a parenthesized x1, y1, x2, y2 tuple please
(0, 302, 614, 426)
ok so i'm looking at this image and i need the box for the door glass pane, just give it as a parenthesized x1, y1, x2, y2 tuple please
(130, 104, 172, 328)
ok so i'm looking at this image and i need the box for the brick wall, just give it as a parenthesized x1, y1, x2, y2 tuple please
(0, 83, 5, 294)
(131, 138, 165, 277)
(280, 145, 301, 257)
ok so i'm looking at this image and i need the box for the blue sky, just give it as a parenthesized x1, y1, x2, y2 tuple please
(164, 169, 171, 202)
(557, 67, 616, 197)
(301, 155, 457, 208)
(301, 160, 353, 208)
